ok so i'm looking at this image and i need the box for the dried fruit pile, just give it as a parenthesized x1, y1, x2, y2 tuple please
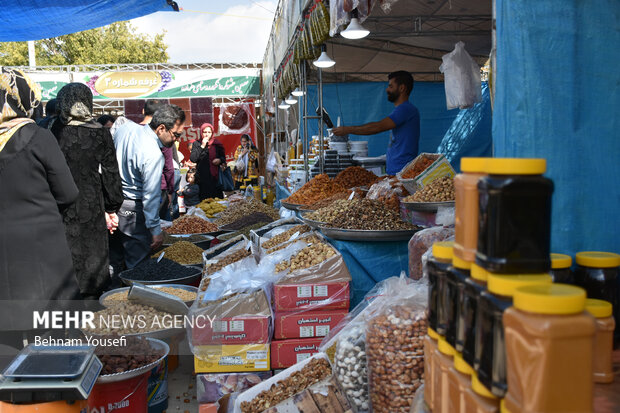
(96, 336, 164, 375)
(261, 225, 311, 249)
(215, 199, 279, 226)
(320, 199, 414, 231)
(275, 242, 336, 273)
(333, 166, 377, 188)
(167, 216, 218, 234)
(284, 174, 346, 206)
(152, 241, 204, 265)
(401, 155, 435, 179)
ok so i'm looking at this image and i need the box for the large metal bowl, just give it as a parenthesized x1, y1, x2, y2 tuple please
(162, 233, 214, 250)
(96, 338, 170, 383)
(100, 284, 198, 307)
(119, 265, 203, 287)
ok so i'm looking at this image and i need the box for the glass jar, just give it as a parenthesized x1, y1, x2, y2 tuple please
(448, 353, 474, 413)
(574, 251, 620, 339)
(428, 241, 454, 336)
(585, 298, 615, 384)
(424, 328, 440, 410)
(454, 157, 488, 263)
(504, 284, 595, 413)
(549, 253, 573, 283)
(462, 264, 488, 368)
(433, 338, 456, 413)
(475, 273, 552, 397)
(447, 255, 471, 351)
(476, 158, 553, 274)
(463, 373, 499, 413)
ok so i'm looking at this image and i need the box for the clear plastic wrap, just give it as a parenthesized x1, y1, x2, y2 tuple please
(367, 177, 407, 212)
(366, 277, 428, 413)
(409, 384, 431, 413)
(408, 227, 455, 280)
(249, 217, 303, 251)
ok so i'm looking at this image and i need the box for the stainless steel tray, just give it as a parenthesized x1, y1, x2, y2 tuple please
(281, 201, 306, 211)
(320, 227, 420, 242)
(401, 200, 455, 212)
(119, 265, 202, 287)
(100, 284, 198, 307)
(299, 213, 326, 229)
(97, 338, 169, 383)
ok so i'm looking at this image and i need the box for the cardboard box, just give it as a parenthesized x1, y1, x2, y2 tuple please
(194, 344, 270, 373)
(274, 310, 348, 340)
(274, 281, 350, 312)
(397, 153, 456, 194)
(270, 338, 323, 369)
(192, 289, 272, 345)
(196, 372, 272, 404)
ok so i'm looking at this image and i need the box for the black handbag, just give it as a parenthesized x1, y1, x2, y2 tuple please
(217, 166, 235, 191)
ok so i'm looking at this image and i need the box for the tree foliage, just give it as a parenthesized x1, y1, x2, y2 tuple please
(0, 21, 168, 66)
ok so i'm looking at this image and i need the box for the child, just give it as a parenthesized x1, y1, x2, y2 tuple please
(179, 168, 200, 207)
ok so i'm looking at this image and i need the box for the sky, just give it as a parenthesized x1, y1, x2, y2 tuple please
(130, 0, 277, 64)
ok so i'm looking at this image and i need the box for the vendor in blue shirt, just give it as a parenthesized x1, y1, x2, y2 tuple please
(332, 71, 420, 175)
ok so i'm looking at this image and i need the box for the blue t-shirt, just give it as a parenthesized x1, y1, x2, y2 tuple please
(386, 101, 420, 175)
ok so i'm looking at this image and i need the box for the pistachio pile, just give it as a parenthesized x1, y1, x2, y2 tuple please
(406, 176, 455, 202)
(153, 241, 203, 265)
(305, 200, 352, 223)
(316, 199, 414, 231)
(275, 242, 336, 273)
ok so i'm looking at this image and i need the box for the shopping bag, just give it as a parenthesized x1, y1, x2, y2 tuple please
(217, 166, 235, 191)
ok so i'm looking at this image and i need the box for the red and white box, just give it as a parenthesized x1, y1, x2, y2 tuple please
(270, 338, 323, 369)
(273, 282, 350, 312)
(274, 310, 348, 340)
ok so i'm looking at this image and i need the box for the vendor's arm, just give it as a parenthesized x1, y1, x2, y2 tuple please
(332, 117, 396, 136)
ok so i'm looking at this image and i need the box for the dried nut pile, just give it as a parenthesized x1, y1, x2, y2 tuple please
(407, 176, 455, 202)
(327, 200, 414, 231)
(197, 199, 227, 218)
(102, 287, 197, 303)
(401, 156, 435, 179)
(220, 212, 274, 231)
(262, 225, 311, 249)
(96, 336, 163, 375)
(83, 302, 172, 335)
(215, 199, 280, 226)
(335, 324, 369, 411)
(306, 200, 351, 223)
(163, 233, 209, 245)
(367, 307, 427, 413)
(240, 357, 332, 413)
(153, 241, 203, 265)
(307, 190, 362, 211)
(275, 242, 336, 273)
(122, 258, 198, 282)
(167, 216, 218, 234)
(267, 234, 322, 254)
(284, 174, 346, 206)
(334, 166, 378, 189)
(206, 248, 252, 275)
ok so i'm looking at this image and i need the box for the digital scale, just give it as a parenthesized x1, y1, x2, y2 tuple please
(0, 345, 102, 410)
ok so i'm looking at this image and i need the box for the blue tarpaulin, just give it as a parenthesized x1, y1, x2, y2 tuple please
(494, 0, 620, 255)
(0, 1, 176, 41)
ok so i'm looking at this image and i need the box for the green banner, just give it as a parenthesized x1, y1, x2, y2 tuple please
(145, 76, 260, 98)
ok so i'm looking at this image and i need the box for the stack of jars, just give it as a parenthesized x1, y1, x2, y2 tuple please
(424, 157, 618, 413)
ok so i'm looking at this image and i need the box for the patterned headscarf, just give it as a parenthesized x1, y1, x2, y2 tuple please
(56, 82, 97, 126)
(0, 68, 41, 151)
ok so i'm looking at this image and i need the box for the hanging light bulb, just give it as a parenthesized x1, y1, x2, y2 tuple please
(292, 87, 305, 97)
(285, 94, 297, 105)
(313, 45, 335, 68)
(341, 16, 369, 39)
(278, 100, 290, 109)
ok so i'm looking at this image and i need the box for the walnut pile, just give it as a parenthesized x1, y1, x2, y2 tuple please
(333, 166, 377, 189)
(262, 225, 311, 249)
(406, 176, 455, 202)
(284, 174, 346, 206)
(275, 242, 336, 273)
(240, 358, 332, 413)
(325, 199, 414, 231)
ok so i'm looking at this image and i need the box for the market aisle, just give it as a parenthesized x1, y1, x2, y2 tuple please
(166, 355, 199, 412)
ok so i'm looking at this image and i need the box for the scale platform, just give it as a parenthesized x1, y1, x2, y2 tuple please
(0, 345, 102, 404)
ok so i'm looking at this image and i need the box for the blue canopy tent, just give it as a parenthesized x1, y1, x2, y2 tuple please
(0, 0, 178, 41)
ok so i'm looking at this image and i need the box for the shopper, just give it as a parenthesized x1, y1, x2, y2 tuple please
(178, 168, 200, 207)
(110, 104, 186, 274)
(97, 114, 116, 128)
(232, 133, 259, 189)
(51, 83, 123, 299)
(190, 122, 226, 200)
(332, 70, 420, 175)
(0, 68, 80, 302)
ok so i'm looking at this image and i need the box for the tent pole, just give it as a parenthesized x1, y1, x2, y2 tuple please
(318, 68, 324, 175)
(302, 63, 309, 183)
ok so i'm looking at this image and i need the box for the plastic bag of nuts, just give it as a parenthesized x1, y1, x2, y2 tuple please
(365, 276, 428, 413)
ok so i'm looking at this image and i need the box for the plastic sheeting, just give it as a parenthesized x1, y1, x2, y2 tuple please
(438, 82, 492, 172)
(0, 0, 175, 41)
(494, 0, 620, 256)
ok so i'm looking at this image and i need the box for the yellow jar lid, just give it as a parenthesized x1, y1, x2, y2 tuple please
(471, 374, 498, 399)
(486, 158, 546, 175)
(240, 186, 247, 189)
(460, 157, 488, 173)
(471, 264, 488, 282)
(437, 338, 456, 356)
(249, 175, 258, 178)
(433, 241, 454, 260)
(453, 255, 472, 270)
(513, 284, 586, 315)
(453, 353, 474, 376)
(585, 298, 613, 318)
(500, 399, 511, 413)
(550, 253, 572, 269)
(487, 273, 552, 297)
(428, 327, 440, 340)
(576, 251, 620, 268)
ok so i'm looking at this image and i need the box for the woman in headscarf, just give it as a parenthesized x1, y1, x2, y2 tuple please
(51, 83, 123, 299)
(190, 122, 226, 200)
(0, 68, 80, 302)
(232, 134, 259, 189)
